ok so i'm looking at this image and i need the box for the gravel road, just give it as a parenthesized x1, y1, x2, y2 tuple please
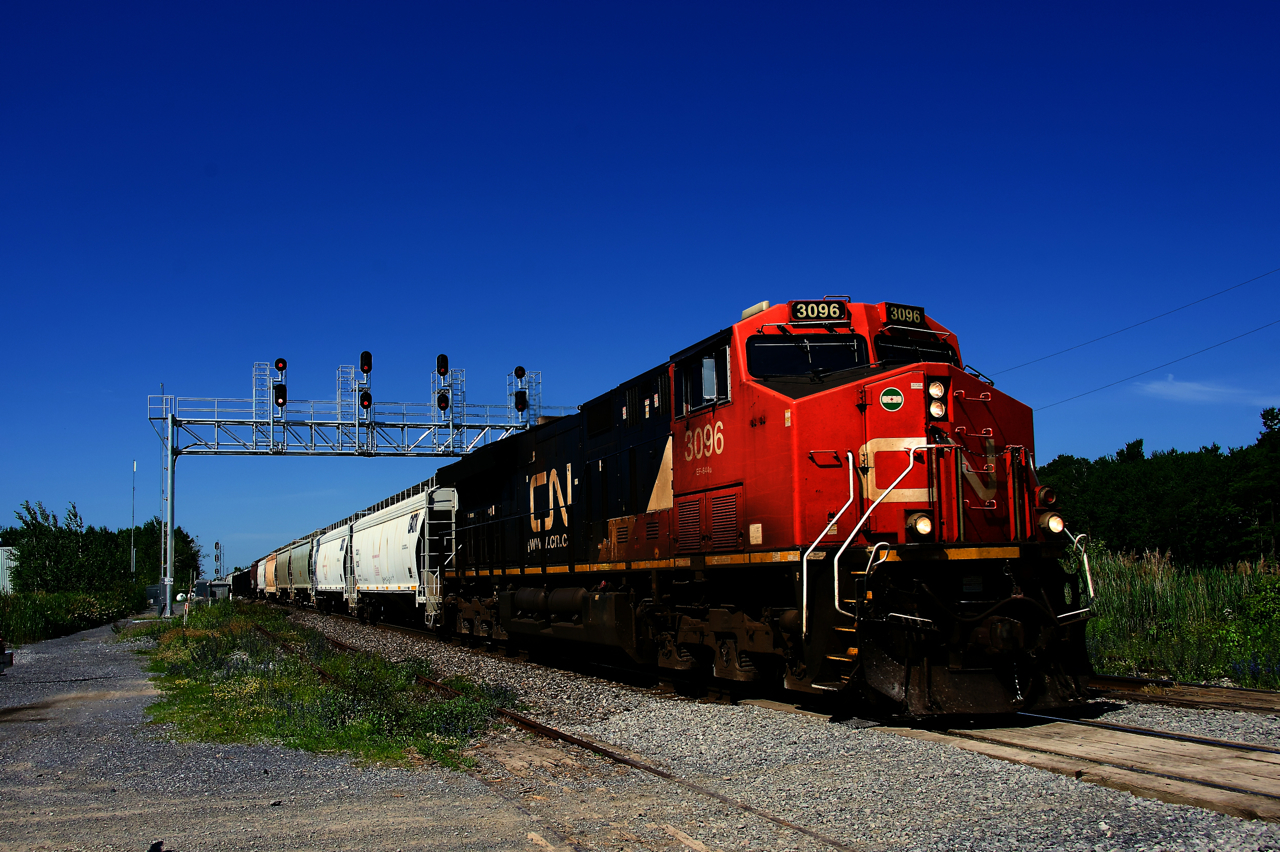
(295, 611, 1280, 852)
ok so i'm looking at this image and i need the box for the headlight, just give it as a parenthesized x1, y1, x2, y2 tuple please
(929, 400, 947, 419)
(907, 512, 933, 536)
(928, 381, 946, 399)
(1039, 512, 1065, 534)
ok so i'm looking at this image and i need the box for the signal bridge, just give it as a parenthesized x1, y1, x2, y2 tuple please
(146, 355, 574, 616)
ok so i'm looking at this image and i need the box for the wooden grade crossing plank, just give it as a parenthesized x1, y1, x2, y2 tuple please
(883, 726, 1280, 823)
(958, 723, 1280, 799)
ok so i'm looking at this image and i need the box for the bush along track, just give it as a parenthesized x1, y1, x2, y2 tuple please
(129, 600, 519, 767)
(1078, 547, 1280, 689)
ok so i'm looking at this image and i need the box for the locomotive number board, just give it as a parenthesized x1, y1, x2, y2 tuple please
(789, 300, 849, 322)
(884, 303, 927, 327)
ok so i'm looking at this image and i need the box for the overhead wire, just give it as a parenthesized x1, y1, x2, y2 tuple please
(992, 265, 1280, 375)
(1034, 317, 1280, 411)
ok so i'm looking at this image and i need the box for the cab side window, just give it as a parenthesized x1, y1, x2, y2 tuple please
(674, 345, 730, 415)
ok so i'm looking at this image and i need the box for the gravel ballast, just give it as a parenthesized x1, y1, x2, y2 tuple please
(297, 611, 1280, 852)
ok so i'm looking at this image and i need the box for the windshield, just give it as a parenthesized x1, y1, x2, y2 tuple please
(873, 334, 959, 367)
(746, 333, 869, 378)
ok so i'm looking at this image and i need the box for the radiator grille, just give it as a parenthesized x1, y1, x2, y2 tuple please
(710, 493, 738, 550)
(677, 500, 701, 551)
(646, 517, 660, 540)
(615, 524, 629, 544)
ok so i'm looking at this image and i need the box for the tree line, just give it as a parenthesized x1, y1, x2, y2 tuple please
(1038, 408, 1279, 568)
(0, 501, 204, 598)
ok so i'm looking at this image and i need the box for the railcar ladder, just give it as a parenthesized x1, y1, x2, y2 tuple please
(419, 486, 457, 626)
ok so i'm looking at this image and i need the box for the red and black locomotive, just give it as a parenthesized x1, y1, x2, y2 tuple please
(435, 298, 1093, 717)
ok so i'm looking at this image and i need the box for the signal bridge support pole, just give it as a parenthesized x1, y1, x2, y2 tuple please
(165, 411, 176, 619)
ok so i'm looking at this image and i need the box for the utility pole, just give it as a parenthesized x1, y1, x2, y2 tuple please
(131, 460, 136, 581)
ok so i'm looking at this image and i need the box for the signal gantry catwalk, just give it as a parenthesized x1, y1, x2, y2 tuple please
(146, 354, 572, 616)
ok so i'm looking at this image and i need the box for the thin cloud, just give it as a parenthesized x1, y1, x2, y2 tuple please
(1135, 374, 1280, 406)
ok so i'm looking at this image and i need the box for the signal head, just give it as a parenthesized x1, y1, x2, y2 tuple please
(359, 351, 372, 375)
(513, 365, 526, 380)
(359, 390, 372, 410)
(437, 391, 450, 411)
(274, 357, 287, 373)
(273, 383, 287, 408)
(436, 353, 449, 376)
(513, 389, 528, 412)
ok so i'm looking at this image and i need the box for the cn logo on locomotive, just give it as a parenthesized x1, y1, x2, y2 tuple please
(529, 465, 572, 532)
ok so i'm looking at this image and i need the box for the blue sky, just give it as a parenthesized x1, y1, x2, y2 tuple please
(3, 2, 1278, 569)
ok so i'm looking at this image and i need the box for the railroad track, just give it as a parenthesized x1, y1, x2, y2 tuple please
(1090, 673, 1280, 715)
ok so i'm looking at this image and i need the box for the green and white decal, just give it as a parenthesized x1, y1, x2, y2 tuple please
(880, 387, 904, 411)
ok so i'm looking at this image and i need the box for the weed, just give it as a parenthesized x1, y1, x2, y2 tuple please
(142, 600, 509, 766)
(1077, 546, 1280, 688)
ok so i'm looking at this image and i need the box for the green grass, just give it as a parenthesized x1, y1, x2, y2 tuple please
(1078, 546, 1280, 689)
(0, 587, 147, 646)
(129, 600, 518, 767)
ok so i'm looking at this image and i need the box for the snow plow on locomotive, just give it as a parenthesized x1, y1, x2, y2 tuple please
(256, 297, 1094, 717)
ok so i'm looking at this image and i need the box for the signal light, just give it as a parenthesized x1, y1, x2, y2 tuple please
(273, 384, 287, 408)
(437, 391, 450, 411)
(513, 365, 526, 380)
(360, 351, 372, 375)
(436, 354, 449, 376)
(274, 358, 287, 373)
(513, 389, 528, 412)
(359, 390, 372, 410)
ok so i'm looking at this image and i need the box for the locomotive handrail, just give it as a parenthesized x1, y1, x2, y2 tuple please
(964, 365, 996, 386)
(1066, 528, 1096, 603)
(804, 444, 946, 638)
(882, 325, 952, 337)
(824, 445, 947, 636)
(801, 451, 858, 638)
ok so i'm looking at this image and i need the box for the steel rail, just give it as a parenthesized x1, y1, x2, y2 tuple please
(945, 719, 1280, 803)
(1017, 711, 1280, 756)
(1091, 673, 1280, 696)
(1089, 674, 1280, 715)
(411, 672, 862, 852)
